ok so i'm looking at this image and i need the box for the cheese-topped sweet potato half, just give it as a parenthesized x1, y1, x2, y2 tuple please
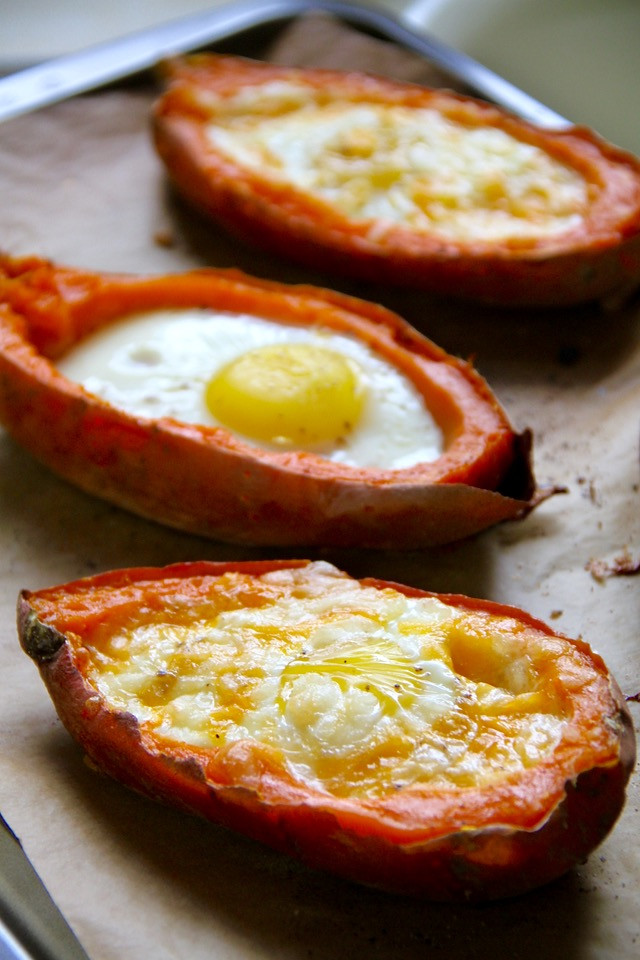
(18, 559, 634, 901)
(151, 54, 640, 307)
(0, 255, 542, 548)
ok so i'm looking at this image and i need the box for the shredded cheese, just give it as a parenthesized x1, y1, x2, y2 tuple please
(81, 562, 567, 799)
(204, 81, 588, 243)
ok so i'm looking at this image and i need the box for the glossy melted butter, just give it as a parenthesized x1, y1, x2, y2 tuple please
(84, 562, 566, 798)
(205, 80, 588, 243)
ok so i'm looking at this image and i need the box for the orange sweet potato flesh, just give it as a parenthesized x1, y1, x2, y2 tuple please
(151, 54, 640, 307)
(18, 559, 635, 901)
(0, 255, 546, 548)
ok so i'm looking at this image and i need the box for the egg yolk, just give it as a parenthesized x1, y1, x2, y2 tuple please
(205, 343, 365, 446)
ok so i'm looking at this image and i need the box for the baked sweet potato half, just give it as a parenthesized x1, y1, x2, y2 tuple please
(0, 255, 542, 548)
(151, 54, 640, 307)
(18, 559, 635, 901)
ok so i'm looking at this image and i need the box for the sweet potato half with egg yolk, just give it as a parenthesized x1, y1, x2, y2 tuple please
(18, 559, 635, 901)
(0, 256, 541, 548)
(151, 55, 640, 307)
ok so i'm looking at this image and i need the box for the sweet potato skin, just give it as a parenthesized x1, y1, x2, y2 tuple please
(0, 256, 545, 548)
(18, 560, 635, 902)
(151, 55, 640, 308)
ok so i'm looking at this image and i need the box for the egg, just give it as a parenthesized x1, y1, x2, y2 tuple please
(0, 257, 535, 547)
(73, 560, 565, 798)
(19, 557, 635, 900)
(152, 55, 640, 306)
(207, 93, 588, 243)
(56, 307, 444, 469)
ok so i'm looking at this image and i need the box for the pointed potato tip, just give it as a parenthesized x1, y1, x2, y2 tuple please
(17, 592, 66, 662)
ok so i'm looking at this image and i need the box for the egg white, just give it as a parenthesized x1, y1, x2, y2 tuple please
(56, 308, 443, 469)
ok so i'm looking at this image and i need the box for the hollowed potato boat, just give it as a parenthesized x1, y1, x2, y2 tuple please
(0, 255, 541, 548)
(151, 54, 640, 307)
(18, 559, 635, 901)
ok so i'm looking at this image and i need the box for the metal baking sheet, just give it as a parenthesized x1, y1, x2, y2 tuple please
(0, 0, 568, 126)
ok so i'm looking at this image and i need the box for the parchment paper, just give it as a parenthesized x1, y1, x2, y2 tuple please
(1, 14, 639, 960)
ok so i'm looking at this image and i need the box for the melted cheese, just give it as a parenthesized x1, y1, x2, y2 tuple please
(205, 81, 588, 243)
(82, 562, 567, 799)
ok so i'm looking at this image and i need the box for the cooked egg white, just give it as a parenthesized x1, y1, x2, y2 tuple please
(204, 80, 588, 243)
(56, 308, 444, 468)
(84, 561, 566, 799)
